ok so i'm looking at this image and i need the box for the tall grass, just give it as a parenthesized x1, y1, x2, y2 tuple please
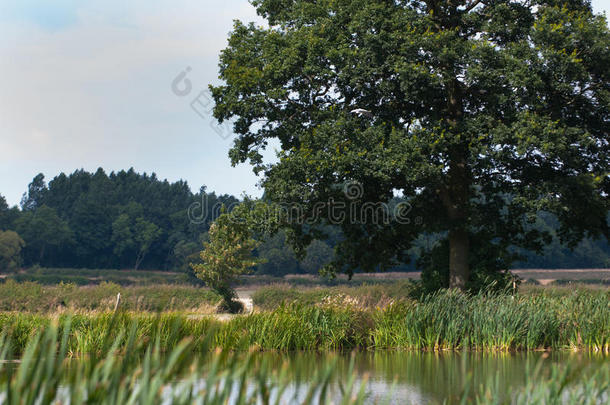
(252, 281, 416, 310)
(0, 318, 607, 404)
(0, 318, 369, 404)
(0, 288, 607, 354)
(372, 289, 609, 351)
(0, 280, 220, 312)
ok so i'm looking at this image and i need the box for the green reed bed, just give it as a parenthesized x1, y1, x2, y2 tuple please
(0, 318, 368, 405)
(0, 308, 368, 355)
(212, 305, 371, 351)
(372, 289, 609, 351)
(0, 288, 607, 355)
(0, 318, 608, 404)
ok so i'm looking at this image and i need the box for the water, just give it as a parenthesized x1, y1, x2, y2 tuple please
(246, 350, 608, 403)
(11, 350, 607, 404)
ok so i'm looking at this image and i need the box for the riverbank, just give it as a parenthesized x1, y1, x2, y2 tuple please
(0, 288, 607, 354)
(1, 319, 608, 405)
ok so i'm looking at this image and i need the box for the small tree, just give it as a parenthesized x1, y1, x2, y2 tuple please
(0, 230, 25, 272)
(191, 212, 261, 313)
(112, 213, 161, 270)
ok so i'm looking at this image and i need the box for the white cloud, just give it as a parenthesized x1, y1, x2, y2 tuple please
(0, 0, 267, 206)
(0, 0, 607, 206)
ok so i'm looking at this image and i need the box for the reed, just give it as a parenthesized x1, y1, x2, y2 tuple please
(0, 288, 607, 354)
(371, 289, 609, 352)
(0, 317, 369, 405)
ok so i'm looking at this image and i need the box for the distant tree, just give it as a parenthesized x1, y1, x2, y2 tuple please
(14, 205, 72, 263)
(20, 174, 47, 211)
(212, 0, 610, 290)
(0, 195, 9, 230)
(257, 231, 299, 275)
(111, 214, 136, 261)
(133, 218, 162, 270)
(258, 247, 299, 276)
(191, 210, 261, 313)
(172, 239, 200, 271)
(20, 168, 238, 269)
(69, 196, 114, 268)
(301, 240, 334, 275)
(112, 213, 161, 270)
(0, 230, 25, 272)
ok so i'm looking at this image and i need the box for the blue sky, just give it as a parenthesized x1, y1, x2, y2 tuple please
(0, 0, 608, 206)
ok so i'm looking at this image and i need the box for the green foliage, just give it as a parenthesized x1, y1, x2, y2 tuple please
(301, 239, 334, 274)
(112, 213, 162, 269)
(172, 240, 200, 271)
(0, 288, 607, 353)
(14, 205, 72, 264)
(0, 280, 220, 312)
(211, 0, 610, 289)
(0, 195, 13, 231)
(8, 169, 238, 270)
(256, 231, 299, 275)
(2, 171, 609, 278)
(0, 230, 25, 272)
(0, 318, 369, 404)
(191, 212, 261, 312)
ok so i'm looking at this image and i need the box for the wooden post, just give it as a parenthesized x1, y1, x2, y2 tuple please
(114, 292, 121, 311)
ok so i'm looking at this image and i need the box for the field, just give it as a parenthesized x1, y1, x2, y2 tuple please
(0, 280, 220, 312)
(5, 266, 609, 288)
(512, 268, 610, 285)
(1, 267, 193, 286)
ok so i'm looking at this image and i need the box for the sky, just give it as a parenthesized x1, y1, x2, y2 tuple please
(0, 0, 609, 206)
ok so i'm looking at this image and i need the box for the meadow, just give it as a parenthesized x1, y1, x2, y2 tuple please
(0, 280, 220, 312)
(3, 267, 193, 286)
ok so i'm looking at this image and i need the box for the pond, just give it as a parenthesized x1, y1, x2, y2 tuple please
(6, 349, 607, 404)
(246, 350, 608, 403)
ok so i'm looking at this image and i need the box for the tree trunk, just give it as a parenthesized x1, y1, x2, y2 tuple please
(449, 228, 469, 289)
(445, 72, 470, 290)
(134, 252, 143, 270)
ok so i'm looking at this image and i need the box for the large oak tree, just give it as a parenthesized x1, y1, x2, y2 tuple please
(211, 0, 609, 289)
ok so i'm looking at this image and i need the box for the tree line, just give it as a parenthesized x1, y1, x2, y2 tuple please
(0, 169, 608, 275)
(0, 168, 339, 274)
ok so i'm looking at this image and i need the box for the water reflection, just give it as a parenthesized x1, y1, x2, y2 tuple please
(247, 351, 608, 403)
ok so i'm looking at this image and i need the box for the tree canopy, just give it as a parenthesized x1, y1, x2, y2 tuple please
(211, 0, 610, 289)
(0, 230, 25, 272)
(191, 209, 261, 312)
(0, 166, 607, 276)
(5, 169, 238, 270)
